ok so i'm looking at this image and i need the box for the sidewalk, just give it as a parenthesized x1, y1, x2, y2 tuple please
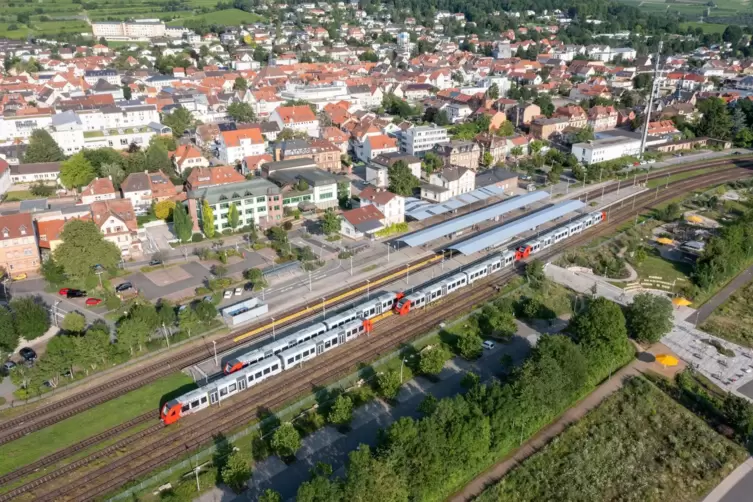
(702, 458, 753, 502)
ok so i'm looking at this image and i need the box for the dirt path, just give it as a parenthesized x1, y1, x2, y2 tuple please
(450, 343, 684, 501)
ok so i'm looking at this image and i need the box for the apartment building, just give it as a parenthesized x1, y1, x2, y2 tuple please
(572, 137, 642, 165)
(0, 109, 54, 141)
(432, 140, 481, 171)
(92, 20, 167, 41)
(586, 105, 618, 132)
(368, 152, 422, 188)
(420, 165, 476, 203)
(0, 213, 40, 277)
(270, 105, 320, 138)
(217, 127, 266, 165)
(188, 178, 283, 233)
(9, 162, 61, 184)
(399, 124, 449, 156)
(171, 144, 209, 174)
(262, 158, 343, 209)
(275, 138, 342, 172)
(185, 165, 246, 191)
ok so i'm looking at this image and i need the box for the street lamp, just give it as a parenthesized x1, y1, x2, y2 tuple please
(271, 317, 276, 339)
(212, 340, 217, 366)
(321, 297, 326, 319)
(366, 279, 370, 300)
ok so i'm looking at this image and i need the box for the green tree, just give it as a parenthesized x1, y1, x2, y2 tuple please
(60, 152, 96, 190)
(157, 300, 177, 327)
(162, 106, 193, 138)
(388, 160, 420, 196)
(172, 202, 193, 243)
(122, 84, 132, 100)
(243, 268, 268, 289)
(422, 152, 444, 174)
(271, 422, 301, 458)
(233, 77, 248, 91)
(77, 324, 111, 373)
(61, 311, 86, 333)
(320, 208, 341, 235)
(221, 450, 251, 493)
(625, 293, 673, 344)
(568, 297, 627, 350)
(497, 121, 515, 136)
(227, 203, 240, 229)
(479, 305, 517, 339)
(100, 161, 126, 188)
(723, 25, 743, 46)
(510, 145, 524, 157)
(377, 369, 402, 399)
(486, 83, 499, 99)
(23, 129, 64, 163)
(697, 97, 733, 140)
(227, 102, 256, 123)
(419, 346, 450, 375)
(10, 297, 50, 340)
(525, 259, 546, 287)
(481, 151, 494, 168)
(328, 394, 354, 425)
(195, 301, 217, 324)
(734, 128, 753, 148)
(55, 220, 121, 278)
(342, 446, 409, 502)
(297, 463, 342, 502)
(41, 256, 66, 286)
(44, 334, 77, 382)
(201, 199, 216, 238)
(258, 488, 282, 502)
(178, 307, 201, 337)
(117, 316, 151, 354)
(145, 140, 173, 174)
(457, 331, 483, 359)
(0, 306, 18, 354)
(574, 126, 595, 143)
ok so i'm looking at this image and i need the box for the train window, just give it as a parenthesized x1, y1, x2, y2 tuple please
(287, 357, 294, 364)
(333, 338, 338, 345)
(264, 367, 271, 375)
(220, 388, 228, 396)
(272, 364, 279, 371)
(182, 404, 190, 412)
(248, 375, 254, 383)
(228, 383, 237, 392)
(255, 371, 262, 378)
(296, 354, 302, 361)
(191, 400, 199, 408)
(201, 396, 207, 404)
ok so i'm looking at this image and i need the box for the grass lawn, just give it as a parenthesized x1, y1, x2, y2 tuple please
(633, 248, 694, 285)
(680, 21, 728, 34)
(2, 190, 38, 202)
(476, 377, 747, 502)
(167, 8, 265, 26)
(702, 278, 753, 347)
(0, 372, 195, 478)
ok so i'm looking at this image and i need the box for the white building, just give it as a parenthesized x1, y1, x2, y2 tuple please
(358, 186, 405, 226)
(278, 82, 349, 111)
(0, 111, 54, 142)
(270, 105, 320, 138)
(0, 160, 11, 198)
(399, 124, 449, 156)
(83, 70, 121, 86)
(420, 165, 475, 203)
(92, 20, 167, 41)
(571, 137, 642, 165)
(217, 128, 266, 165)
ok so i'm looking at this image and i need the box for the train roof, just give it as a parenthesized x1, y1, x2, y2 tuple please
(400, 191, 549, 248)
(447, 200, 585, 256)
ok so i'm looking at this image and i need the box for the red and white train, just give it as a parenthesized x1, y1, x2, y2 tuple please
(160, 210, 605, 425)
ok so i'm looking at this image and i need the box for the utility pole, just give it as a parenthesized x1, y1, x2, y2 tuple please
(640, 39, 663, 159)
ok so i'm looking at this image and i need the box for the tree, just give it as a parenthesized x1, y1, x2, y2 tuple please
(41, 256, 66, 286)
(172, 202, 193, 243)
(697, 98, 733, 140)
(61, 312, 86, 333)
(201, 199, 216, 238)
(227, 203, 240, 229)
(377, 369, 402, 399)
(342, 446, 409, 502)
(723, 25, 743, 47)
(497, 121, 515, 136)
(44, 334, 77, 382)
(212, 264, 228, 278)
(568, 297, 627, 350)
(486, 83, 499, 100)
(457, 331, 483, 359)
(259, 489, 282, 502)
(533, 94, 554, 117)
(162, 106, 193, 138)
(479, 305, 517, 339)
(154, 200, 175, 220)
(481, 151, 494, 169)
(10, 297, 50, 340)
(422, 152, 443, 174)
(735, 128, 753, 148)
(574, 126, 595, 143)
(77, 324, 111, 373)
(418, 346, 449, 375)
(178, 307, 201, 337)
(100, 161, 126, 188)
(510, 146, 524, 157)
(525, 259, 546, 287)
(0, 306, 18, 354)
(297, 463, 342, 502)
(320, 208, 341, 235)
(145, 141, 173, 174)
(157, 301, 176, 327)
(60, 152, 96, 190)
(227, 102, 256, 123)
(55, 220, 121, 278)
(122, 84, 132, 100)
(233, 76, 248, 91)
(388, 160, 420, 196)
(625, 293, 673, 344)
(195, 301, 217, 324)
(23, 129, 65, 163)
(327, 394, 354, 425)
(271, 422, 301, 458)
(221, 450, 251, 493)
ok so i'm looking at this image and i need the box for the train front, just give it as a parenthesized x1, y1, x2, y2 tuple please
(160, 399, 183, 425)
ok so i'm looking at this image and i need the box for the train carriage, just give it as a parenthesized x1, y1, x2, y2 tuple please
(323, 308, 359, 330)
(279, 340, 318, 370)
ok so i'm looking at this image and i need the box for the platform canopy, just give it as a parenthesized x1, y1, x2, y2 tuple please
(400, 190, 550, 248)
(447, 199, 585, 256)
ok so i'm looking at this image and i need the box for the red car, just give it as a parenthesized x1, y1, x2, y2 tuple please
(85, 297, 102, 306)
(59, 288, 70, 296)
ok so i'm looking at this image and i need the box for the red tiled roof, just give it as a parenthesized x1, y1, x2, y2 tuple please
(341, 205, 384, 226)
(186, 165, 245, 188)
(274, 105, 317, 124)
(359, 186, 397, 205)
(81, 176, 116, 197)
(221, 127, 264, 147)
(0, 213, 34, 241)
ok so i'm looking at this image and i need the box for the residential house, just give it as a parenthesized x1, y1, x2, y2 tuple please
(509, 102, 541, 127)
(171, 144, 209, 174)
(321, 126, 349, 155)
(432, 141, 481, 171)
(217, 127, 265, 165)
(340, 205, 385, 240)
(0, 213, 40, 277)
(9, 162, 61, 184)
(90, 199, 142, 258)
(530, 117, 570, 140)
(368, 152, 422, 188)
(185, 165, 246, 191)
(420, 165, 476, 203)
(80, 176, 118, 204)
(357, 186, 405, 226)
(586, 105, 618, 131)
(361, 134, 398, 162)
(242, 154, 274, 175)
(270, 105, 320, 138)
(120, 170, 180, 211)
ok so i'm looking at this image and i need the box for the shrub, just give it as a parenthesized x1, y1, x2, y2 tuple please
(222, 229, 233, 235)
(192, 233, 204, 242)
(283, 221, 293, 231)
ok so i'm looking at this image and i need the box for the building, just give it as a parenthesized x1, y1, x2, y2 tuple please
(270, 105, 320, 138)
(120, 170, 180, 211)
(530, 117, 570, 140)
(420, 165, 475, 203)
(90, 199, 142, 257)
(171, 144, 209, 174)
(368, 152, 422, 188)
(188, 178, 283, 233)
(571, 137, 642, 165)
(340, 205, 385, 240)
(262, 158, 343, 209)
(0, 159, 10, 198)
(0, 213, 40, 277)
(83, 70, 121, 86)
(509, 102, 541, 127)
(217, 127, 265, 165)
(275, 138, 342, 172)
(92, 20, 167, 41)
(432, 141, 481, 171)
(80, 176, 118, 205)
(361, 134, 399, 162)
(358, 186, 405, 226)
(586, 105, 618, 131)
(9, 162, 61, 184)
(185, 165, 246, 191)
(475, 167, 518, 192)
(399, 124, 449, 156)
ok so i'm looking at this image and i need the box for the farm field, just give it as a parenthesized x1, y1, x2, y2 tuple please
(166, 8, 265, 26)
(680, 21, 730, 34)
(476, 377, 746, 502)
(618, 0, 746, 17)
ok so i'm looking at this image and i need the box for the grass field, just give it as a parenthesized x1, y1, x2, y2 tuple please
(702, 278, 753, 347)
(2, 190, 37, 202)
(646, 167, 717, 189)
(166, 8, 265, 26)
(680, 21, 729, 34)
(476, 377, 746, 502)
(633, 248, 694, 285)
(0, 372, 194, 478)
(618, 0, 745, 16)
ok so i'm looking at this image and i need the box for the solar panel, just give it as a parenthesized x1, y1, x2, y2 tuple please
(448, 200, 585, 256)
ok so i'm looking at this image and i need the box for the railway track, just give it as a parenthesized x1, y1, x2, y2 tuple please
(2, 158, 748, 448)
(8, 166, 748, 502)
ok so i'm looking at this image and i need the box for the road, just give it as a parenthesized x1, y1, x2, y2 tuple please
(686, 262, 753, 326)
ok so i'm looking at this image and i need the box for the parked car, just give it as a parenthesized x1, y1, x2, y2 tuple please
(115, 282, 133, 292)
(234, 287, 242, 296)
(244, 282, 255, 291)
(482, 340, 495, 350)
(85, 297, 103, 306)
(223, 290, 232, 299)
(58, 288, 70, 296)
(149, 258, 162, 266)
(12, 273, 27, 281)
(3, 360, 16, 371)
(67, 289, 86, 299)
(19, 347, 37, 361)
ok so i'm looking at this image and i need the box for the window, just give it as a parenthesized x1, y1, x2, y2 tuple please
(228, 383, 237, 392)
(256, 197, 265, 203)
(220, 388, 228, 396)
(201, 396, 207, 404)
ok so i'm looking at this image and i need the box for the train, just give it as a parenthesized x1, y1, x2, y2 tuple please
(160, 210, 605, 425)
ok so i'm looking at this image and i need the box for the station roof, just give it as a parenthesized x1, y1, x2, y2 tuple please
(405, 184, 516, 221)
(448, 199, 585, 256)
(401, 190, 549, 248)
